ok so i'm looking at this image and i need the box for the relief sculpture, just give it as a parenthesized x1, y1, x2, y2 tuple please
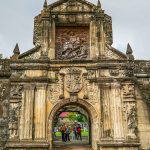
(123, 103, 137, 139)
(10, 85, 23, 99)
(122, 84, 134, 98)
(65, 68, 83, 93)
(56, 27, 89, 60)
(9, 103, 20, 139)
(127, 104, 137, 139)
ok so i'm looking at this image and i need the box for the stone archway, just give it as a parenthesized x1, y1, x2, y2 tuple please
(47, 99, 99, 150)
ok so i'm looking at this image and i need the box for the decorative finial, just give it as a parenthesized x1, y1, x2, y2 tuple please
(126, 43, 134, 60)
(43, 0, 48, 9)
(13, 43, 20, 55)
(97, 0, 101, 9)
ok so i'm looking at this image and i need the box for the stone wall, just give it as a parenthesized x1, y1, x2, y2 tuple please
(134, 60, 150, 150)
(0, 60, 10, 149)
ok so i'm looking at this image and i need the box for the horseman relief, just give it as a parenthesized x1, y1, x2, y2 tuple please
(56, 27, 89, 60)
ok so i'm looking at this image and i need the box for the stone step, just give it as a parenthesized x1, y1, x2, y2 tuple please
(53, 145, 93, 150)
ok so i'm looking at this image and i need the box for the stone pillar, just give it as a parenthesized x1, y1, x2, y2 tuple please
(48, 18, 55, 59)
(90, 21, 97, 59)
(122, 83, 137, 139)
(34, 84, 47, 140)
(101, 84, 112, 138)
(111, 82, 124, 140)
(96, 20, 105, 59)
(20, 84, 35, 140)
(42, 20, 49, 54)
(99, 23, 105, 58)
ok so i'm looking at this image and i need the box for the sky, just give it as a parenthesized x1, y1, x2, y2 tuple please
(0, 0, 150, 60)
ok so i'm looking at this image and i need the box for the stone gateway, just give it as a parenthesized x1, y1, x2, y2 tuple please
(0, 0, 150, 150)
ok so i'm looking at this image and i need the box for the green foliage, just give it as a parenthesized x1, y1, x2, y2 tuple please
(68, 112, 88, 123)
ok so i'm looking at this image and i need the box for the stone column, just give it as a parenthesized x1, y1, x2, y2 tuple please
(90, 21, 97, 59)
(99, 23, 105, 58)
(100, 83, 112, 138)
(20, 84, 35, 140)
(34, 84, 47, 140)
(102, 84, 112, 138)
(122, 83, 137, 139)
(96, 20, 105, 59)
(48, 18, 55, 59)
(111, 82, 124, 140)
(42, 20, 49, 54)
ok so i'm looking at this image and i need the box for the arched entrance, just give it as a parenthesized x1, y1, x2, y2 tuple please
(47, 99, 99, 150)
(52, 104, 91, 147)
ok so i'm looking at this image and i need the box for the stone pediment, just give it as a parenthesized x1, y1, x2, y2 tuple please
(105, 44, 127, 60)
(48, 0, 96, 12)
(18, 46, 41, 60)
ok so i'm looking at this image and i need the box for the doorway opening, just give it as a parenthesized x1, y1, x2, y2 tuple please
(51, 104, 91, 147)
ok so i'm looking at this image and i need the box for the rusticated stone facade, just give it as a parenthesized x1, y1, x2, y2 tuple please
(0, 0, 150, 150)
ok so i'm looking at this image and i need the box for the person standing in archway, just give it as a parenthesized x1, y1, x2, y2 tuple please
(77, 124, 82, 141)
(71, 127, 76, 141)
(53, 127, 57, 138)
(60, 124, 66, 142)
(65, 126, 71, 142)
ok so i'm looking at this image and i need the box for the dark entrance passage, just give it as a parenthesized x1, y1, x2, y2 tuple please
(52, 105, 91, 148)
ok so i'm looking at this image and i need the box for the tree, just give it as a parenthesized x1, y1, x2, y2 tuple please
(68, 112, 88, 123)
(0, 54, 3, 59)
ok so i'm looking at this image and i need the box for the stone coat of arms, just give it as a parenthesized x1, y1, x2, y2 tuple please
(65, 68, 83, 93)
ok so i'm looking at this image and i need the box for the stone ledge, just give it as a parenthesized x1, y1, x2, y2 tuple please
(5, 141, 49, 148)
(97, 142, 140, 147)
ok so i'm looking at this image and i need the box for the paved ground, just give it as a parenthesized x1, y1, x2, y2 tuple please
(53, 139, 89, 146)
(53, 136, 91, 149)
(53, 138, 92, 150)
(53, 145, 92, 150)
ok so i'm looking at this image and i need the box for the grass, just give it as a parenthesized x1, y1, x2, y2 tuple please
(56, 131, 89, 137)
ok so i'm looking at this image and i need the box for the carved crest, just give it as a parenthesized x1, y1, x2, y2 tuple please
(65, 68, 83, 93)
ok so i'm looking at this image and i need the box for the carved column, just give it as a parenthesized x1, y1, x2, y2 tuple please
(122, 83, 137, 139)
(48, 17, 55, 59)
(111, 82, 124, 140)
(100, 83, 112, 138)
(90, 21, 97, 59)
(20, 84, 35, 140)
(41, 19, 49, 55)
(96, 21, 105, 58)
(34, 84, 47, 140)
